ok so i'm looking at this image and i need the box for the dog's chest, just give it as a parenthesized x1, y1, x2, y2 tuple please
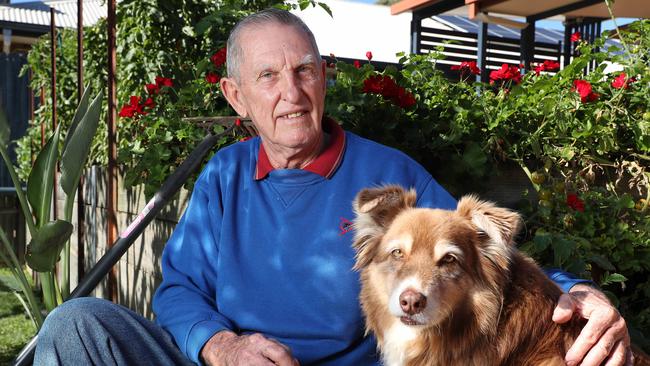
(380, 322, 420, 366)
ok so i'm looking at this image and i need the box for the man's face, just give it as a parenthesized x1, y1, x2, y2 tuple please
(222, 22, 327, 152)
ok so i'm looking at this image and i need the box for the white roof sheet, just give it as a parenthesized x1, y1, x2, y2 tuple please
(0, 0, 106, 29)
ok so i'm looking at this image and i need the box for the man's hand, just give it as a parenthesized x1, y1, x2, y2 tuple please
(201, 330, 300, 366)
(553, 283, 633, 366)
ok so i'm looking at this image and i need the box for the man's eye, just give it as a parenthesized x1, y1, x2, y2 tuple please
(259, 72, 274, 80)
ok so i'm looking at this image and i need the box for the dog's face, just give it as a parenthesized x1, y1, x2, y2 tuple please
(352, 186, 521, 331)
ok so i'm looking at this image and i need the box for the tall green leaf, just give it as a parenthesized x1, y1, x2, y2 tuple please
(26, 219, 74, 272)
(27, 125, 61, 227)
(0, 104, 10, 146)
(60, 90, 103, 198)
(62, 84, 92, 152)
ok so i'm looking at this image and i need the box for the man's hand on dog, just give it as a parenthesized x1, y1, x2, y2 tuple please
(201, 330, 300, 366)
(553, 283, 633, 366)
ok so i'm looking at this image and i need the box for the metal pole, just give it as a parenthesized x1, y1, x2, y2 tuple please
(520, 17, 535, 71)
(106, 0, 118, 302)
(477, 20, 488, 83)
(77, 0, 86, 281)
(50, 7, 58, 220)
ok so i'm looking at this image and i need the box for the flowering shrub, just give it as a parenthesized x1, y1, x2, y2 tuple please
(326, 20, 650, 348)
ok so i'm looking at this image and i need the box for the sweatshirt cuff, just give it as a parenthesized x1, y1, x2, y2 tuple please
(543, 268, 593, 293)
(186, 319, 233, 365)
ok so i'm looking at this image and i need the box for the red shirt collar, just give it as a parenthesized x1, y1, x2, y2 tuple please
(255, 117, 346, 180)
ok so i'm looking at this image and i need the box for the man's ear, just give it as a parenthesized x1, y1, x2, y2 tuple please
(352, 185, 416, 269)
(220, 76, 248, 118)
(320, 59, 327, 94)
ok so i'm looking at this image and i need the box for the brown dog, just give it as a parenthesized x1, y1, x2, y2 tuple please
(352, 185, 649, 366)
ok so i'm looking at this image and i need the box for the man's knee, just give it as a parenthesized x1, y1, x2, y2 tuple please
(40, 297, 116, 338)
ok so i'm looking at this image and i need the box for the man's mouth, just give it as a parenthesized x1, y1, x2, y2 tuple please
(400, 316, 423, 326)
(281, 112, 305, 119)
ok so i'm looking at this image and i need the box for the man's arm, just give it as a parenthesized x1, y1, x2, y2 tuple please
(152, 169, 235, 363)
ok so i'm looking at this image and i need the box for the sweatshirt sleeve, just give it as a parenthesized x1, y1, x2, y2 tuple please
(152, 167, 233, 364)
(543, 268, 593, 293)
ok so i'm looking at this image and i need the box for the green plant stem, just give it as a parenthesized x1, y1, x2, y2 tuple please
(0, 146, 37, 236)
(0, 228, 44, 327)
(38, 271, 58, 312)
(61, 198, 75, 299)
(604, 0, 633, 57)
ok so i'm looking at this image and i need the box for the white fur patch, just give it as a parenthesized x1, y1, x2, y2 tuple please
(381, 321, 420, 366)
(472, 213, 506, 247)
(388, 276, 423, 317)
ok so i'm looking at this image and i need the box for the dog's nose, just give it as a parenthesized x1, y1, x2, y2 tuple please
(399, 289, 427, 315)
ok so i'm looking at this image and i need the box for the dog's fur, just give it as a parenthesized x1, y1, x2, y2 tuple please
(352, 185, 649, 366)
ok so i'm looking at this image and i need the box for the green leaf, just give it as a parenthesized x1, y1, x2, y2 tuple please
(589, 254, 616, 271)
(0, 104, 10, 146)
(60, 90, 103, 198)
(0, 271, 22, 292)
(63, 84, 92, 152)
(317, 2, 333, 17)
(601, 273, 628, 286)
(27, 125, 61, 227)
(552, 237, 575, 266)
(26, 219, 74, 272)
(195, 17, 213, 35)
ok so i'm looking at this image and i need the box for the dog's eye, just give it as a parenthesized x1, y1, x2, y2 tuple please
(391, 248, 404, 259)
(440, 254, 456, 264)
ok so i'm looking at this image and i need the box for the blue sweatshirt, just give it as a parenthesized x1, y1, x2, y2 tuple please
(152, 127, 587, 365)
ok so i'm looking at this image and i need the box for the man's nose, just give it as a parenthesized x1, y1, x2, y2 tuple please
(280, 73, 302, 103)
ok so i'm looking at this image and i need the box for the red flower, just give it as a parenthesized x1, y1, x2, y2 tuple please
(572, 79, 599, 103)
(155, 76, 174, 88)
(362, 75, 385, 94)
(145, 83, 159, 94)
(235, 118, 242, 127)
(611, 73, 635, 89)
(362, 75, 415, 108)
(365, 51, 373, 61)
(571, 32, 581, 42)
(118, 104, 136, 118)
(119, 95, 147, 118)
(451, 61, 481, 75)
(396, 88, 416, 108)
(566, 193, 585, 212)
(205, 72, 221, 84)
(353, 60, 361, 69)
(210, 47, 227, 68)
(128, 95, 149, 115)
(143, 97, 156, 109)
(490, 63, 521, 85)
(533, 60, 561, 75)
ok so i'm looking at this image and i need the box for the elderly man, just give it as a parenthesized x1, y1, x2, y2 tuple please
(35, 8, 631, 366)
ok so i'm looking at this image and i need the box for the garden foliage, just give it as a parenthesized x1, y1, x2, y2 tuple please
(15, 1, 650, 350)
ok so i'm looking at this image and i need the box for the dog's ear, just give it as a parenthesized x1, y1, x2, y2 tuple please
(352, 185, 417, 269)
(456, 195, 522, 247)
(457, 195, 521, 273)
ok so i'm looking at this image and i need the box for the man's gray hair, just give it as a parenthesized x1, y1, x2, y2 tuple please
(226, 8, 321, 81)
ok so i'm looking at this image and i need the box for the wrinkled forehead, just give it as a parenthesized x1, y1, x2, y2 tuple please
(239, 22, 318, 61)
